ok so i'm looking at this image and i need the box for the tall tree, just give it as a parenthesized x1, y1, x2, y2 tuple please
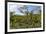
(18, 5, 29, 15)
(10, 11, 15, 28)
(18, 5, 30, 23)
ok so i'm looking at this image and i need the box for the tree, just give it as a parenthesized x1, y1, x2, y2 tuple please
(18, 5, 29, 15)
(18, 5, 31, 23)
(10, 11, 15, 28)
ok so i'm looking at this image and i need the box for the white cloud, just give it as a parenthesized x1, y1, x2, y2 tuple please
(8, 2, 25, 15)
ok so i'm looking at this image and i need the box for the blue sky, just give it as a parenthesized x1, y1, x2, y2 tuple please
(9, 4, 41, 15)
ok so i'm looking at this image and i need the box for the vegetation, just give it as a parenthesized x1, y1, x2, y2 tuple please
(10, 5, 41, 29)
(10, 13, 41, 29)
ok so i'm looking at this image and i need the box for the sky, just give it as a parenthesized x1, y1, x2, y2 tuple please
(8, 3, 41, 15)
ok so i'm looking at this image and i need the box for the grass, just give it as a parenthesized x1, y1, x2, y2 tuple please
(10, 14, 41, 29)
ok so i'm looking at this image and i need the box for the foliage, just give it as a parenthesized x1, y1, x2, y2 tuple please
(10, 12, 41, 29)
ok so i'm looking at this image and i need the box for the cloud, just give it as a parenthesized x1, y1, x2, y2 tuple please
(8, 2, 41, 15)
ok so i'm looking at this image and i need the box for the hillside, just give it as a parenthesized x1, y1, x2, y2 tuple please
(10, 14, 41, 29)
